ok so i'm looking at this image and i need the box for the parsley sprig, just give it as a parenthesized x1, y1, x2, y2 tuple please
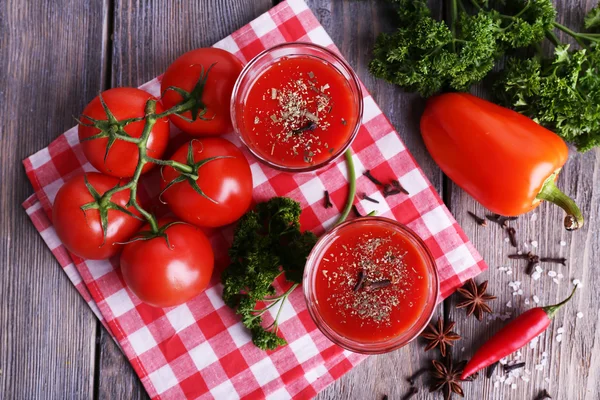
(370, 0, 600, 151)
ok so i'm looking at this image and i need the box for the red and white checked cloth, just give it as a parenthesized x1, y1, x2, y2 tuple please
(22, 1, 487, 398)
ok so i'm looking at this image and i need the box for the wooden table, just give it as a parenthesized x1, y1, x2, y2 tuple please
(2, 1, 599, 399)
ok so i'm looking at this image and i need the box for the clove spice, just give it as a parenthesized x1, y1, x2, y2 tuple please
(503, 362, 526, 372)
(363, 170, 383, 186)
(486, 214, 517, 228)
(364, 279, 392, 290)
(323, 190, 333, 209)
(391, 179, 409, 195)
(486, 361, 499, 378)
(401, 387, 418, 400)
(352, 205, 363, 218)
(361, 193, 380, 204)
(468, 211, 487, 227)
(507, 227, 517, 247)
(540, 257, 567, 266)
(353, 269, 366, 292)
(292, 121, 318, 135)
(406, 367, 428, 385)
(533, 389, 552, 400)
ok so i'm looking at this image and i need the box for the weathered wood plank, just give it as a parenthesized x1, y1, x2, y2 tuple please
(95, 1, 273, 398)
(448, 1, 600, 399)
(0, 0, 108, 399)
(307, 0, 445, 399)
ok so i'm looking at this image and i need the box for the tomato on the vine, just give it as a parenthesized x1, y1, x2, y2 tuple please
(160, 138, 253, 228)
(160, 48, 243, 136)
(78, 88, 170, 178)
(52, 173, 143, 260)
(120, 220, 214, 308)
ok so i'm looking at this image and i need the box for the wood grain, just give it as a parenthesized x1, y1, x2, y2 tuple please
(0, 0, 108, 399)
(3, 0, 600, 399)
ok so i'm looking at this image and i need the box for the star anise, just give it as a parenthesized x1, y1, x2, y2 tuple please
(455, 279, 496, 320)
(420, 318, 461, 357)
(430, 359, 466, 400)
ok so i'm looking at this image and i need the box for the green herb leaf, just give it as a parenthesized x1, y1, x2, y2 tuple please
(221, 197, 317, 350)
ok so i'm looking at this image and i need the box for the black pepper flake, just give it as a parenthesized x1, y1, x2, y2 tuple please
(292, 121, 318, 135)
(503, 362, 526, 373)
(323, 190, 333, 209)
(361, 193, 380, 204)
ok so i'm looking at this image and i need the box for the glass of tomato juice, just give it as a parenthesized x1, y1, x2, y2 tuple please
(303, 217, 439, 353)
(231, 42, 363, 172)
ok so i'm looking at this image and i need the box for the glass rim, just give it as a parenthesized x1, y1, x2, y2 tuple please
(230, 41, 364, 173)
(302, 217, 440, 354)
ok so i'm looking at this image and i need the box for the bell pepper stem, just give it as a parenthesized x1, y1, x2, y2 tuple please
(536, 174, 584, 231)
(543, 285, 578, 318)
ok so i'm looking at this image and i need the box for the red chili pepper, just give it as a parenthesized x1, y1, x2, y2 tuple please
(420, 93, 584, 231)
(461, 286, 578, 379)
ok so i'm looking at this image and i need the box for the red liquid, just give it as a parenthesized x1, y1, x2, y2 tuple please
(238, 56, 358, 168)
(315, 223, 431, 342)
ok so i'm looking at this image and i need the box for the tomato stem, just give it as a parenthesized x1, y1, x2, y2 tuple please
(536, 172, 584, 231)
(334, 150, 356, 226)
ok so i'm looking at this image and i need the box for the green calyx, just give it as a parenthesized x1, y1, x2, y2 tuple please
(536, 172, 584, 231)
(161, 63, 217, 122)
(77, 93, 144, 164)
(543, 285, 578, 318)
(159, 140, 232, 204)
(80, 175, 142, 246)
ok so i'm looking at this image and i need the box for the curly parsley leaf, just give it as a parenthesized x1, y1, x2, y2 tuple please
(221, 197, 317, 350)
(495, 46, 600, 152)
(369, 0, 556, 97)
(584, 4, 600, 30)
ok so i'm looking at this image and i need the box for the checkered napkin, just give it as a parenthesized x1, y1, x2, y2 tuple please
(22, 0, 487, 398)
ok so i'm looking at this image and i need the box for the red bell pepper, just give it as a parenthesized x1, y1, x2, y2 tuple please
(420, 93, 583, 230)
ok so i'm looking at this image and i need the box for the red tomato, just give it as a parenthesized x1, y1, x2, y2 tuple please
(78, 88, 170, 178)
(52, 173, 143, 260)
(120, 220, 214, 308)
(160, 48, 243, 136)
(160, 138, 253, 227)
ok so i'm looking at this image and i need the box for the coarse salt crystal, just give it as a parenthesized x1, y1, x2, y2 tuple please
(516, 351, 522, 358)
(536, 265, 543, 273)
(500, 358, 508, 365)
(511, 383, 517, 389)
(577, 312, 584, 319)
(506, 301, 512, 308)
(531, 240, 539, 248)
(556, 334, 563, 342)
(553, 278, 560, 284)
(517, 289, 523, 295)
(494, 381, 500, 388)
(545, 377, 551, 383)
(499, 266, 507, 271)
(505, 237, 510, 243)
(522, 376, 530, 382)
(506, 270, 513, 275)
(517, 250, 523, 255)
(533, 295, 540, 303)
(542, 351, 548, 357)
(560, 240, 567, 246)
(535, 365, 544, 371)
(557, 326, 565, 334)
(532, 271, 541, 280)
(531, 213, 538, 222)
(524, 298, 530, 305)
(524, 242, 529, 248)
(558, 273, 564, 279)
(573, 279, 582, 288)
(548, 271, 557, 277)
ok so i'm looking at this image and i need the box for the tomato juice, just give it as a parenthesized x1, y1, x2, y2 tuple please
(304, 217, 438, 352)
(232, 43, 362, 171)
